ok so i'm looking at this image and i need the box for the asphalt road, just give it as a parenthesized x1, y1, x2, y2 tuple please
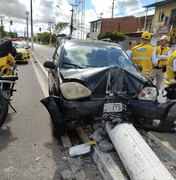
(0, 53, 102, 180)
(0, 59, 70, 179)
(2, 43, 174, 180)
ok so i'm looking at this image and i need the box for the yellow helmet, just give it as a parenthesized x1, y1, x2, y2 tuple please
(141, 31, 151, 40)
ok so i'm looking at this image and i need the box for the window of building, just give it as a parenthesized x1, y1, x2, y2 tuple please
(90, 20, 101, 32)
(158, 10, 165, 22)
(170, 8, 176, 25)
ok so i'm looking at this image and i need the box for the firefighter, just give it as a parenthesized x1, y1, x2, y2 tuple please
(164, 50, 176, 100)
(149, 35, 172, 90)
(131, 31, 157, 75)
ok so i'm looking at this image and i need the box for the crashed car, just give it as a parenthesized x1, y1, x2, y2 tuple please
(41, 38, 176, 136)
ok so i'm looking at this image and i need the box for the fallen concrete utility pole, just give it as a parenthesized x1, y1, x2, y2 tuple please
(106, 123, 175, 180)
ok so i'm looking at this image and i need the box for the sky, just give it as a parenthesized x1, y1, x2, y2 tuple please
(0, 0, 164, 38)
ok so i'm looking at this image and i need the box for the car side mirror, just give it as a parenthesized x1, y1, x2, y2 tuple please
(136, 64, 143, 72)
(25, 46, 30, 49)
(44, 61, 55, 69)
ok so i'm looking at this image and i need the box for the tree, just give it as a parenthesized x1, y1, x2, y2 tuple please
(54, 22, 69, 35)
(7, 32, 18, 38)
(34, 22, 69, 45)
(0, 26, 7, 38)
(39, 32, 50, 45)
(98, 31, 126, 43)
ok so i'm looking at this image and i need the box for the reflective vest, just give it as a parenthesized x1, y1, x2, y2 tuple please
(156, 46, 171, 67)
(132, 44, 154, 75)
(165, 51, 176, 85)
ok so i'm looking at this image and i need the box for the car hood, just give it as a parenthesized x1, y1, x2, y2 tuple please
(60, 67, 152, 95)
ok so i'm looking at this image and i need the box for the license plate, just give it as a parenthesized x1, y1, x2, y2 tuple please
(103, 103, 122, 113)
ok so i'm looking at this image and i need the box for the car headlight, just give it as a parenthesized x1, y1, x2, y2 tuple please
(60, 82, 91, 100)
(138, 87, 157, 101)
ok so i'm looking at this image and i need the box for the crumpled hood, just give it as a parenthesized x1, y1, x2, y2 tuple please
(60, 67, 152, 96)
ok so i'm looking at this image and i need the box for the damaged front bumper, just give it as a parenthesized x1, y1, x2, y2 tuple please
(41, 96, 105, 128)
(129, 99, 176, 132)
(41, 96, 176, 133)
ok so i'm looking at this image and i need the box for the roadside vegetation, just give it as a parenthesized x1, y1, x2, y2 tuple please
(0, 22, 126, 46)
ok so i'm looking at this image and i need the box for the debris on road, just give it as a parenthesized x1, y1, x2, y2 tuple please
(35, 157, 42, 162)
(69, 141, 96, 157)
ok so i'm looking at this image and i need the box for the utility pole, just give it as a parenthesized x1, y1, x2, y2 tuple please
(25, 11, 29, 46)
(70, 4, 77, 36)
(9, 20, 13, 33)
(0, 16, 4, 26)
(30, 0, 34, 50)
(112, 0, 115, 18)
(48, 21, 53, 46)
(0, 16, 5, 38)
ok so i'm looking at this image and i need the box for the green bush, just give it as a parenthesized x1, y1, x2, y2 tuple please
(98, 31, 126, 43)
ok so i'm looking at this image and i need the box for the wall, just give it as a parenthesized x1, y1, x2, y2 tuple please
(101, 16, 140, 34)
(119, 36, 141, 51)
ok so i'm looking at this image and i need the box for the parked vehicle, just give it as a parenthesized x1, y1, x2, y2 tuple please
(12, 40, 30, 63)
(41, 38, 176, 136)
(0, 40, 18, 127)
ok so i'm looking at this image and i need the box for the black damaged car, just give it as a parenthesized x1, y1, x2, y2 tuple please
(41, 38, 176, 136)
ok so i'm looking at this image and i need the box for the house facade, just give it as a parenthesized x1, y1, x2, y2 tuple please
(89, 0, 176, 49)
(90, 15, 153, 49)
(90, 15, 152, 39)
(146, 0, 176, 47)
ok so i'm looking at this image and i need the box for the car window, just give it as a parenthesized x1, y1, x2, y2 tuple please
(12, 41, 26, 48)
(61, 42, 137, 72)
(53, 43, 63, 65)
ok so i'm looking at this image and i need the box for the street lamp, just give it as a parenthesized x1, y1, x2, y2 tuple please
(56, 5, 76, 35)
(56, 5, 70, 23)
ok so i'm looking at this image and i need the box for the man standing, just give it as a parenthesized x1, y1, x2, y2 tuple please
(164, 50, 176, 100)
(126, 40, 137, 57)
(131, 31, 156, 75)
(149, 35, 172, 90)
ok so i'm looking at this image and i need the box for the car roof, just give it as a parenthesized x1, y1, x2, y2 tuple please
(62, 38, 121, 47)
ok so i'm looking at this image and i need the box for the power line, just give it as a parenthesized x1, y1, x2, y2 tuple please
(56, 5, 71, 23)
(114, 6, 155, 17)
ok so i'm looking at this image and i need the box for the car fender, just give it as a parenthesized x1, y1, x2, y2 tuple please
(40, 96, 64, 126)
